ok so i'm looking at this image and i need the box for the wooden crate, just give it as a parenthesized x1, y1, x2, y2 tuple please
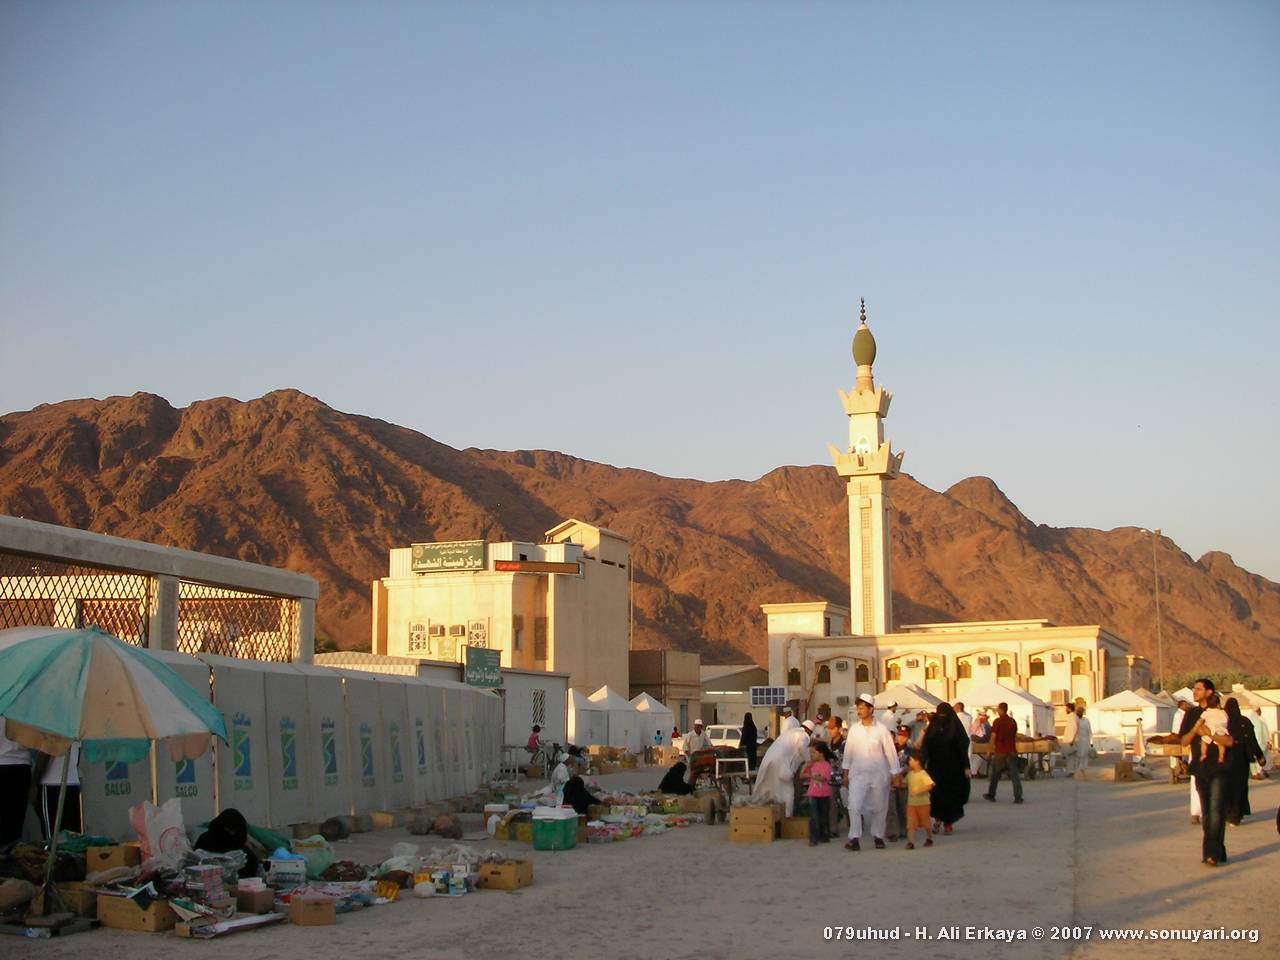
(780, 816, 810, 840)
(96, 894, 177, 933)
(730, 804, 781, 843)
(478, 860, 533, 891)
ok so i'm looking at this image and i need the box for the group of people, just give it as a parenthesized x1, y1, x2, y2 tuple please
(1175, 679, 1270, 867)
(750, 694, 984, 851)
(0, 718, 83, 845)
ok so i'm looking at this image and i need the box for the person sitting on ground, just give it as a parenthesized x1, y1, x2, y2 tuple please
(194, 807, 260, 878)
(550, 754, 574, 793)
(562, 768, 602, 816)
(658, 760, 695, 795)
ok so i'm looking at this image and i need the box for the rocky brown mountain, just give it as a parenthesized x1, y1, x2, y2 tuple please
(2, 390, 1277, 675)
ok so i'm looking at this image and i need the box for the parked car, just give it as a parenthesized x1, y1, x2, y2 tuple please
(705, 724, 761, 750)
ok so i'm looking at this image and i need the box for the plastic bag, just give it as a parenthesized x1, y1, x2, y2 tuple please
(292, 835, 335, 880)
(189, 849, 247, 885)
(129, 798, 191, 872)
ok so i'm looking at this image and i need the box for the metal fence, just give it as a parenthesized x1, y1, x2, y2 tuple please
(0, 546, 299, 661)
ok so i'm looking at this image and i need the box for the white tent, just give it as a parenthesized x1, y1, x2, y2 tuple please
(588, 685, 644, 752)
(630, 692, 675, 748)
(874, 683, 943, 729)
(567, 689, 608, 748)
(1150, 689, 1178, 707)
(957, 680, 1055, 737)
(1173, 687, 1195, 703)
(1093, 689, 1175, 743)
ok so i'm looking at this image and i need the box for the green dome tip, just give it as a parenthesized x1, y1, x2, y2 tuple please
(852, 299, 877, 367)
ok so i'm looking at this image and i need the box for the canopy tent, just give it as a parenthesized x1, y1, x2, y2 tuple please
(955, 680, 1055, 737)
(874, 682, 943, 729)
(567, 689, 608, 748)
(1092, 688, 1175, 740)
(630, 692, 674, 748)
(1150, 689, 1178, 706)
(588, 685, 644, 752)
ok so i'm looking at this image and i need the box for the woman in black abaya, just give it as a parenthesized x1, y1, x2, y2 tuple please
(1223, 697, 1263, 825)
(739, 713, 759, 770)
(922, 702, 971, 835)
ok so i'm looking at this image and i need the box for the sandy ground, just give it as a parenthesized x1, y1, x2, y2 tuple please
(16, 768, 1278, 959)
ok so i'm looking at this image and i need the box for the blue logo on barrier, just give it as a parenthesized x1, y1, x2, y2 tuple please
(360, 723, 375, 787)
(105, 761, 132, 797)
(175, 758, 197, 797)
(280, 717, 298, 790)
(321, 718, 338, 785)
(233, 713, 253, 790)
(390, 723, 403, 783)
(415, 718, 426, 773)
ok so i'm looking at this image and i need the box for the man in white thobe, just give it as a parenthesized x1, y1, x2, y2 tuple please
(1172, 697, 1200, 819)
(954, 701, 975, 773)
(878, 703, 899, 732)
(1062, 703, 1092, 777)
(841, 694, 901, 851)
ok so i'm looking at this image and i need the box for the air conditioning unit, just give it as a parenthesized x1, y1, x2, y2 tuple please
(906, 658, 920, 669)
(1051, 653, 1066, 664)
(835, 661, 849, 672)
(428, 624, 445, 637)
(1050, 689, 1071, 706)
(449, 624, 466, 637)
(977, 656, 992, 666)
(836, 696, 850, 707)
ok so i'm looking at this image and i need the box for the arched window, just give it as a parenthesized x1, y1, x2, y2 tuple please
(1029, 657, 1045, 677)
(925, 661, 940, 680)
(997, 659, 1012, 678)
(957, 659, 972, 679)
(1071, 656, 1087, 676)
(817, 665, 831, 683)
(886, 662, 901, 682)
(855, 663, 870, 682)
(787, 667, 801, 686)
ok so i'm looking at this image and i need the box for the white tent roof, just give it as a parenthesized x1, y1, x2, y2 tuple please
(959, 680, 1052, 709)
(588, 685, 635, 711)
(874, 683, 943, 710)
(1151, 690, 1178, 706)
(1095, 689, 1166, 710)
(1227, 686, 1279, 709)
(570, 689, 603, 713)
(630, 692, 671, 714)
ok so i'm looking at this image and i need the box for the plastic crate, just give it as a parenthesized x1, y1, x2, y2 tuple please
(532, 811, 578, 850)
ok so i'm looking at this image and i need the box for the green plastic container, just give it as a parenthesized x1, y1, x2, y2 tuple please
(532, 815, 577, 851)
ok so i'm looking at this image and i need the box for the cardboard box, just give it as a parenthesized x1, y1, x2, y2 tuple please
(1114, 761, 1134, 781)
(289, 895, 336, 926)
(576, 815, 589, 844)
(729, 804, 781, 843)
(32, 882, 98, 918)
(96, 893, 177, 933)
(235, 886, 277, 915)
(780, 816, 810, 840)
(86, 844, 141, 872)
(478, 860, 533, 891)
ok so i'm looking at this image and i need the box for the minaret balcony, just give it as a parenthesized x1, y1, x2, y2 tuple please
(839, 385, 893, 417)
(829, 441, 904, 478)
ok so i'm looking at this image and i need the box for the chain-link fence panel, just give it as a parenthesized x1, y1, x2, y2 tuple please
(176, 581, 299, 661)
(0, 549, 152, 645)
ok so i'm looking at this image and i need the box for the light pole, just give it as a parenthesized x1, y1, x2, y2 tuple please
(1150, 529, 1164, 691)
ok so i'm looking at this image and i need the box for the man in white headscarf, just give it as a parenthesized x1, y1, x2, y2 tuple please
(753, 716, 810, 816)
(841, 694, 901, 850)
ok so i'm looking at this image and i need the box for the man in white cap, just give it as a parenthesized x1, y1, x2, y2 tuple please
(878, 701, 899, 732)
(682, 719, 712, 757)
(841, 693, 901, 850)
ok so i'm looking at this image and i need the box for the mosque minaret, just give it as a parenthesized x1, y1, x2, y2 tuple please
(828, 300, 903, 636)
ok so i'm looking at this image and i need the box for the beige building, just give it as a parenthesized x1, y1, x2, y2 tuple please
(372, 519, 630, 694)
(629, 650, 701, 733)
(764, 303, 1147, 723)
(700, 663, 770, 729)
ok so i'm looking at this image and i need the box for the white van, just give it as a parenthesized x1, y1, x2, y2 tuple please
(705, 724, 761, 749)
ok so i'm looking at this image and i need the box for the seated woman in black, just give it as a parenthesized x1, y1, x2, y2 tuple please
(194, 807, 260, 878)
(658, 760, 694, 795)
(562, 774, 602, 816)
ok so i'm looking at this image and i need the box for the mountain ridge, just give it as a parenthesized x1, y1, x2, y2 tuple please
(2, 390, 1277, 674)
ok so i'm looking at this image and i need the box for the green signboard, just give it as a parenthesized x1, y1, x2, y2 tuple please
(410, 540, 486, 573)
(465, 646, 502, 688)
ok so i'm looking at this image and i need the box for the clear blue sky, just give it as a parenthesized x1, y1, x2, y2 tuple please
(2, 2, 1277, 579)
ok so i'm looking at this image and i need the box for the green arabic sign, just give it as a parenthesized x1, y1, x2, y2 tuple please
(411, 540, 486, 573)
(464, 646, 502, 688)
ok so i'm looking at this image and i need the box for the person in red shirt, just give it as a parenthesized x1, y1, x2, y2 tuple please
(983, 703, 1024, 804)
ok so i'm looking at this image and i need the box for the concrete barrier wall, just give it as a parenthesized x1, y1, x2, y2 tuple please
(79, 656, 502, 838)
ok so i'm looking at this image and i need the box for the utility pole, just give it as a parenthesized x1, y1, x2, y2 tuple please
(1151, 529, 1164, 690)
